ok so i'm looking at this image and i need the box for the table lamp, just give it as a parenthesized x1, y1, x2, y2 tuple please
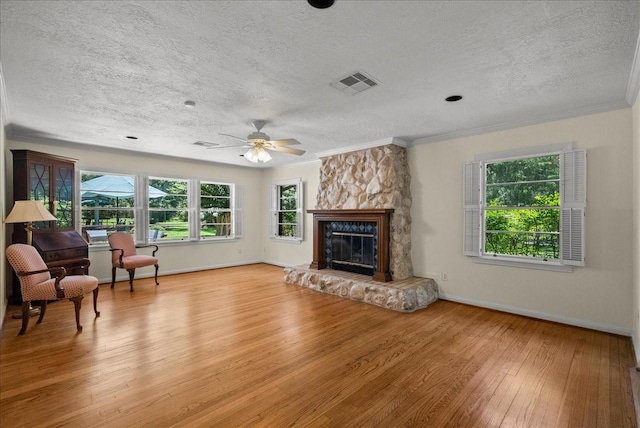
(5, 200, 56, 245)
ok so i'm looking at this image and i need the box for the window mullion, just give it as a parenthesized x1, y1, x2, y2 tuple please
(137, 175, 148, 244)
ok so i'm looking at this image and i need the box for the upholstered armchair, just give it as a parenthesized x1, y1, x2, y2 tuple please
(108, 232, 159, 292)
(6, 243, 100, 335)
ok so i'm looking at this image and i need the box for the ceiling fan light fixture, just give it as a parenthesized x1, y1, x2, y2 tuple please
(243, 148, 259, 163)
(243, 146, 272, 163)
(257, 147, 272, 162)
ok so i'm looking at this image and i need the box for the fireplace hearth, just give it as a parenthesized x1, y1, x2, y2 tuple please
(308, 209, 393, 282)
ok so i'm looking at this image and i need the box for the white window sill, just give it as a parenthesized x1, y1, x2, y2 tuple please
(87, 237, 240, 251)
(472, 256, 574, 272)
(271, 236, 303, 244)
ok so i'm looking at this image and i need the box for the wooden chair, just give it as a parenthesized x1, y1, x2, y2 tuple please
(6, 243, 100, 335)
(108, 232, 159, 292)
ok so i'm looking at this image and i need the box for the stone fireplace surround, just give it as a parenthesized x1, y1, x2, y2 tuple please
(284, 141, 438, 312)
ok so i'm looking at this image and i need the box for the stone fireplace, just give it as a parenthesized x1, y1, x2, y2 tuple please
(284, 141, 438, 312)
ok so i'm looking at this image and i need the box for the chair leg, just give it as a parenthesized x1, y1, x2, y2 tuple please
(111, 267, 116, 289)
(19, 301, 30, 335)
(93, 287, 100, 317)
(37, 300, 47, 324)
(154, 264, 159, 285)
(70, 296, 83, 332)
(128, 269, 135, 292)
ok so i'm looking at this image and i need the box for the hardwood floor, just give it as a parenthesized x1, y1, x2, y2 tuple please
(0, 264, 636, 427)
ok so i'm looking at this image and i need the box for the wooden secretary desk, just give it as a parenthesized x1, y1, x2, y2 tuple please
(9, 150, 89, 304)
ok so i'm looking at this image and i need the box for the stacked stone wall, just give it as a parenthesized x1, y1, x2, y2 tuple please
(316, 144, 412, 280)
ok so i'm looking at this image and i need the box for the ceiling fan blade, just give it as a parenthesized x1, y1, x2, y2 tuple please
(268, 146, 306, 156)
(268, 138, 300, 146)
(218, 133, 247, 142)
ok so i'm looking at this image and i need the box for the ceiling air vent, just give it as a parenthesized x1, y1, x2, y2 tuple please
(330, 71, 380, 95)
(193, 141, 218, 148)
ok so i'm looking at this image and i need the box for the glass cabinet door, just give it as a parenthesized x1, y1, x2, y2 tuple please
(25, 158, 75, 231)
(55, 164, 74, 228)
(29, 162, 52, 229)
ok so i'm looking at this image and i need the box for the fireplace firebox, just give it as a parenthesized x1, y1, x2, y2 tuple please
(327, 223, 376, 276)
(308, 209, 393, 282)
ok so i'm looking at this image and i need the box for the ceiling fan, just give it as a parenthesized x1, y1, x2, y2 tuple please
(218, 120, 306, 163)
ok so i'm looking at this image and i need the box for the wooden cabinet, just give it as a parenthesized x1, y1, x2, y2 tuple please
(10, 150, 87, 305)
(11, 150, 77, 242)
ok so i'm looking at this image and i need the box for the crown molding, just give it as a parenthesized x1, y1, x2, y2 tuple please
(315, 137, 408, 159)
(626, 27, 640, 106)
(411, 101, 628, 146)
(0, 61, 13, 139)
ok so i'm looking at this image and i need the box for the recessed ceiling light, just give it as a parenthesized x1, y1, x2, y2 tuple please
(445, 95, 463, 102)
(184, 100, 196, 108)
(126, 136, 138, 139)
(308, 0, 334, 9)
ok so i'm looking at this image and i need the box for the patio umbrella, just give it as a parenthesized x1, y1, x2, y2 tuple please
(81, 175, 166, 225)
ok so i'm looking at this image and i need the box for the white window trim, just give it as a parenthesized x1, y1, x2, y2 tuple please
(198, 181, 241, 241)
(77, 170, 138, 246)
(148, 176, 190, 243)
(270, 178, 303, 242)
(463, 143, 586, 271)
(78, 172, 241, 245)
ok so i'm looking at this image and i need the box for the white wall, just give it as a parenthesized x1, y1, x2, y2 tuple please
(4, 140, 265, 284)
(633, 92, 640, 360)
(0, 92, 6, 325)
(261, 160, 320, 268)
(409, 108, 634, 334)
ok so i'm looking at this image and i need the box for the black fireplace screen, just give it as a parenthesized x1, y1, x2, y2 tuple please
(325, 221, 378, 276)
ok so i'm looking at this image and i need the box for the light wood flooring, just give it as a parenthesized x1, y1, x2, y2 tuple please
(0, 264, 636, 427)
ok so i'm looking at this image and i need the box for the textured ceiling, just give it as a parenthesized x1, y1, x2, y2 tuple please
(1, 1, 639, 168)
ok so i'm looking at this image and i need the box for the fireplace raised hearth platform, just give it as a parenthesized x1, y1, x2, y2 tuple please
(284, 265, 438, 313)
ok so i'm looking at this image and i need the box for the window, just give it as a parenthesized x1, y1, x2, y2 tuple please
(79, 172, 241, 244)
(149, 177, 189, 241)
(270, 179, 303, 241)
(464, 145, 585, 269)
(80, 173, 136, 244)
(200, 182, 232, 239)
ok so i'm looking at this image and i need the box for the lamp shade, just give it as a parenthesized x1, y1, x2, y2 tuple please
(5, 200, 56, 223)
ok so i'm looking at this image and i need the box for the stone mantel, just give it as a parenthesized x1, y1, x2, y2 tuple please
(308, 208, 393, 282)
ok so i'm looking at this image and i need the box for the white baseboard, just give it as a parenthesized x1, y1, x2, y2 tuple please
(260, 259, 297, 268)
(438, 291, 632, 337)
(96, 259, 264, 285)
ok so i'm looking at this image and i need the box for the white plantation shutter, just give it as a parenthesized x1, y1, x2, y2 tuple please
(561, 208, 583, 265)
(269, 184, 278, 238)
(560, 149, 586, 266)
(463, 162, 481, 256)
(295, 180, 304, 240)
(233, 184, 243, 238)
